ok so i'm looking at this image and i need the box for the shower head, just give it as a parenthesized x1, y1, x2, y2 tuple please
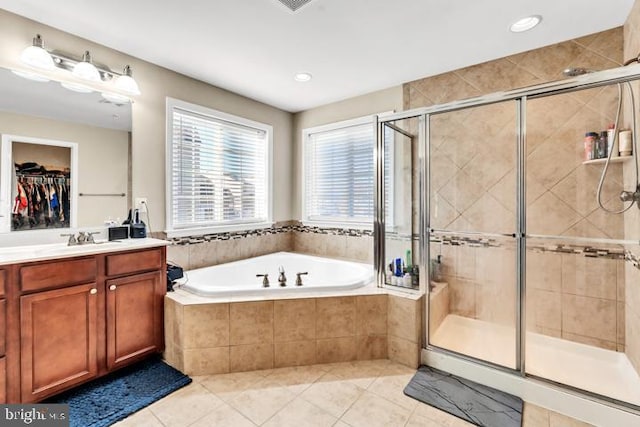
(562, 67, 596, 77)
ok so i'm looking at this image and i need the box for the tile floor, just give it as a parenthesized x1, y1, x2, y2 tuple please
(114, 359, 592, 427)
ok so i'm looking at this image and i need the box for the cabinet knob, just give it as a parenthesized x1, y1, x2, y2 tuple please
(109, 285, 117, 291)
(90, 288, 97, 295)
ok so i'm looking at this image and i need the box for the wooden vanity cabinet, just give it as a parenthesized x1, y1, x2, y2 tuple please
(105, 248, 165, 372)
(6, 246, 166, 403)
(20, 283, 99, 402)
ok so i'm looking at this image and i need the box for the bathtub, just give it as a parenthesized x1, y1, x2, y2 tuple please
(178, 251, 374, 297)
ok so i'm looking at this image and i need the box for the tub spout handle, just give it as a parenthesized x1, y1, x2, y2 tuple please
(256, 274, 270, 287)
(278, 266, 287, 287)
(295, 272, 308, 286)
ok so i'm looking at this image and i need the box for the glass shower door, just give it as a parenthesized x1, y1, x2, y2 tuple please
(427, 101, 519, 370)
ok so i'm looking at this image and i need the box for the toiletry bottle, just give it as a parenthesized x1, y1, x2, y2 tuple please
(405, 249, 412, 270)
(598, 131, 608, 159)
(584, 132, 597, 161)
(607, 124, 617, 157)
(620, 130, 633, 156)
(395, 258, 403, 278)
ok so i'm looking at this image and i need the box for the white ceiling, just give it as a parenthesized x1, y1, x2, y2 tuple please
(0, 0, 635, 112)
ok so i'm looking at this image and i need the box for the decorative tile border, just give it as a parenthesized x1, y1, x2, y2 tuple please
(168, 221, 372, 245)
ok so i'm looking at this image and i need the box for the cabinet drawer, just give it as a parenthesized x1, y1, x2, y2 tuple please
(0, 270, 5, 298)
(20, 258, 96, 293)
(106, 248, 162, 277)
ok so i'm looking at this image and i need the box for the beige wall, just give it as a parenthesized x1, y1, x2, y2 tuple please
(623, 0, 640, 374)
(0, 9, 293, 232)
(0, 111, 129, 227)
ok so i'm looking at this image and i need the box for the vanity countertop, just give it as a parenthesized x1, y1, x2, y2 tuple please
(0, 238, 169, 266)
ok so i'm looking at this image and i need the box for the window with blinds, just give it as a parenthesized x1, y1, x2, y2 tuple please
(166, 99, 272, 234)
(303, 118, 392, 228)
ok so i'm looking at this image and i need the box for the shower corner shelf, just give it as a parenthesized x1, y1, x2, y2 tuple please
(582, 155, 633, 165)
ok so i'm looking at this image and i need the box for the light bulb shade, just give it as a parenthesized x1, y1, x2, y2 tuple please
(20, 45, 55, 71)
(114, 74, 140, 95)
(101, 92, 131, 104)
(72, 51, 101, 82)
(114, 66, 140, 95)
(12, 69, 50, 82)
(61, 81, 93, 93)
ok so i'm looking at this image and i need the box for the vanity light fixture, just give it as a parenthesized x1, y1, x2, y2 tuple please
(114, 65, 140, 95)
(19, 34, 55, 71)
(510, 15, 542, 33)
(13, 34, 141, 99)
(72, 51, 101, 82)
(294, 72, 312, 82)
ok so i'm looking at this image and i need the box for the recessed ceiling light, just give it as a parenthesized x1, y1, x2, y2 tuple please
(294, 72, 312, 82)
(510, 15, 542, 33)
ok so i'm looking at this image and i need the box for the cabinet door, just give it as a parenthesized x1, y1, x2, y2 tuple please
(20, 283, 98, 402)
(106, 271, 164, 370)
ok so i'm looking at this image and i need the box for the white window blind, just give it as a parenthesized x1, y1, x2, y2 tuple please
(303, 119, 392, 227)
(168, 101, 271, 233)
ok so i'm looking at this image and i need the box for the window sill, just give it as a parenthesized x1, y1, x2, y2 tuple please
(165, 222, 274, 239)
(301, 220, 373, 231)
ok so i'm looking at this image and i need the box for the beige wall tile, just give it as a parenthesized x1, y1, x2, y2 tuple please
(626, 305, 640, 373)
(447, 277, 476, 318)
(527, 289, 562, 332)
(183, 347, 230, 376)
(356, 295, 387, 336)
(167, 244, 190, 270)
(618, 301, 626, 346)
(526, 251, 562, 292)
(183, 303, 230, 349)
(356, 335, 388, 360)
(316, 297, 356, 339)
(230, 343, 274, 372)
(429, 284, 449, 337)
(316, 337, 357, 363)
(562, 255, 618, 300)
(388, 294, 420, 343)
(274, 299, 316, 342)
(388, 336, 419, 368)
(230, 301, 274, 345)
(346, 235, 373, 263)
(274, 340, 316, 368)
(562, 294, 617, 342)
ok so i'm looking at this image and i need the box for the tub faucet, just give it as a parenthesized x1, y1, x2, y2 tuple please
(278, 266, 287, 287)
(256, 274, 269, 287)
(295, 272, 308, 286)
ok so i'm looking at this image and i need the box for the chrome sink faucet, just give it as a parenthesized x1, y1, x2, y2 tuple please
(278, 266, 287, 287)
(61, 231, 100, 246)
(60, 233, 77, 246)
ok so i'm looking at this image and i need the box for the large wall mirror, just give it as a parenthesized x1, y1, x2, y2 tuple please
(0, 67, 131, 234)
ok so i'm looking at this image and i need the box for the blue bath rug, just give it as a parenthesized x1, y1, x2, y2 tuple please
(46, 355, 191, 427)
(404, 366, 523, 427)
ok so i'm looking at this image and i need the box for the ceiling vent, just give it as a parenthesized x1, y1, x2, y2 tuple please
(276, 0, 314, 12)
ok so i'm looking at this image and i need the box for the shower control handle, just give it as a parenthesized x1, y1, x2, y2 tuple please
(295, 272, 308, 287)
(256, 274, 269, 287)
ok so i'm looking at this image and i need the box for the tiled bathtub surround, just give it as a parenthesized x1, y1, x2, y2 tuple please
(164, 291, 422, 376)
(166, 221, 374, 270)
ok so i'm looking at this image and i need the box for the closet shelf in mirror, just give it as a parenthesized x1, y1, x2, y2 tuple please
(79, 193, 125, 197)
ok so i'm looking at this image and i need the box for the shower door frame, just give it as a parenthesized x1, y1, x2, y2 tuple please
(374, 64, 640, 412)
